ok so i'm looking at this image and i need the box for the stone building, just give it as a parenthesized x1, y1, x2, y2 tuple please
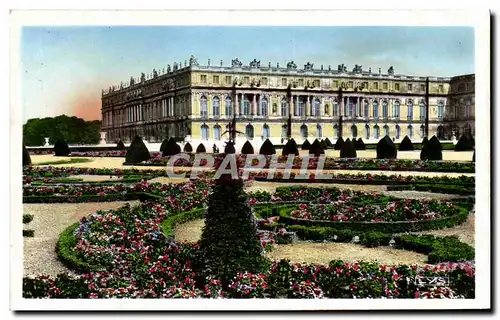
(100, 56, 475, 146)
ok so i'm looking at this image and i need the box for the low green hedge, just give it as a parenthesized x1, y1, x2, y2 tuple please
(23, 214, 34, 224)
(23, 192, 165, 204)
(23, 230, 35, 237)
(386, 184, 475, 195)
(159, 208, 205, 237)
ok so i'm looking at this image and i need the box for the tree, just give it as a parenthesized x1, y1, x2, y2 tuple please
(196, 143, 207, 153)
(54, 140, 70, 156)
(183, 142, 193, 153)
(399, 136, 414, 151)
(340, 138, 357, 158)
(421, 136, 442, 161)
(224, 141, 236, 154)
(23, 145, 31, 167)
(455, 135, 474, 151)
(324, 137, 333, 148)
(162, 137, 181, 157)
(420, 137, 430, 160)
(199, 175, 266, 283)
(376, 136, 397, 159)
(309, 139, 325, 156)
(334, 137, 345, 150)
(301, 139, 311, 150)
(125, 136, 150, 164)
(116, 140, 126, 150)
(355, 138, 366, 150)
(241, 141, 255, 154)
(259, 139, 276, 155)
(282, 138, 299, 156)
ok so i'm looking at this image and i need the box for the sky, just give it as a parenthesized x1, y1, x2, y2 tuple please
(20, 26, 474, 123)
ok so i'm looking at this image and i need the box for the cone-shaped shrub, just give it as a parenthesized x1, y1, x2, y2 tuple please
(224, 141, 236, 154)
(472, 150, 475, 162)
(54, 140, 70, 156)
(324, 137, 333, 148)
(200, 175, 266, 283)
(116, 140, 126, 150)
(420, 137, 430, 160)
(355, 138, 366, 150)
(422, 135, 442, 160)
(23, 145, 31, 167)
(376, 135, 397, 159)
(159, 138, 168, 152)
(241, 141, 255, 154)
(302, 139, 311, 150)
(183, 142, 193, 153)
(334, 137, 345, 150)
(125, 136, 150, 164)
(309, 139, 325, 156)
(162, 137, 181, 157)
(399, 136, 414, 151)
(320, 139, 327, 150)
(455, 135, 474, 151)
(340, 138, 357, 158)
(259, 139, 276, 155)
(196, 143, 207, 153)
(282, 138, 299, 156)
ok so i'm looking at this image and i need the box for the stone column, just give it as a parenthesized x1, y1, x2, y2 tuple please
(305, 96, 310, 116)
(321, 96, 325, 116)
(289, 95, 294, 116)
(252, 93, 257, 116)
(241, 93, 245, 115)
(296, 95, 300, 116)
(234, 93, 240, 116)
(357, 97, 360, 117)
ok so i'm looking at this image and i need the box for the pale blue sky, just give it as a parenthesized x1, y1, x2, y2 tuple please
(20, 26, 474, 122)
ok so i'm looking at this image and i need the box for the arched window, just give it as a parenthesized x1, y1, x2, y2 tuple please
(316, 124, 322, 138)
(313, 99, 320, 116)
(281, 98, 288, 117)
(383, 125, 389, 137)
(374, 125, 380, 139)
(394, 100, 400, 119)
(351, 125, 358, 138)
(263, 124, 270, 139)
(281, 125, 287, 138)
(407, 100, 413, 121)
(364, 100, 369, 118)
(212, 96, 220, 116)
(382, 100, 389, 119)
(333, 101, 339, 117)
(260, 97, 268, 116)
(407, 125, 413, 139)
(420, 125, 425, 138)
(365, 124, 370, 139)
(225, 96, 232, 116)
(200, 96, 208, 117)
(243, 96, 251, 116)
(333, 124, 339, 138)
(395, 125, 401, 139)
(300, 124, 308, 138)
(437, 125, 445, 140)
(373, 100, 379, 118)
(246, 124, 254, 139)
(201, 124, 209, 140)
(437, 101, 445, 120)
(324, 104, 330, 116)
(419, 101, 426, 121)
(214, 125, 221, 140)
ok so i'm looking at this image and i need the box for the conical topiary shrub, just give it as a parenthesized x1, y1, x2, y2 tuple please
(259, 139, 276, 155)
(334, 137, 345, 150)
(54, 140, 70, 156)
(309, 139, 325, 156)
(224, 141, 236, 154)
(23, 145, 31, 167)
(200, 175, 266, 284)
(422, 136, 442, 161)
(340, 138, 357, 158)
(160, 138, 169, 152)
(455, 135, 474, 151)
(162, 137, 181, 157)
(302, 139, 311, 150)
(420, 137, 430, 160)
(472, 149, 475, 162)
(399, 136, 414, 151)
(282, 138, 299, 156)
(376, 136, 397, 159)
(116, 140, 126, 150)
(196, 143, 207, 153)
(324, 137, 333, 148)
(125, 136, 151, 164)
(355, 138, 366, 150)
(320, 139, 328, 150)
(183, 142, 193, 153)
(241, 141, 255, 154)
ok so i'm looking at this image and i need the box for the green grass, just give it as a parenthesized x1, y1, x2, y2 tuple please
(36, 158, 93, 166)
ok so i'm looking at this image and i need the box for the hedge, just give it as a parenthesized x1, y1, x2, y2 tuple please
(386, 184, 475, 196)
(159, 208, 205, 237)
(23, 214, 34, 224)
(23, 230, 35, 237)
(22, 192, 165, 204)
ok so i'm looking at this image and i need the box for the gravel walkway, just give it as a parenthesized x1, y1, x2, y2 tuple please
(68, 174, 123, 182)
(23, 201, 139, 277)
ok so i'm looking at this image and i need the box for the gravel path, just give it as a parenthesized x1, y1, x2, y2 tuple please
(68, 174, 123, 182)
(23, 201, 139, 277)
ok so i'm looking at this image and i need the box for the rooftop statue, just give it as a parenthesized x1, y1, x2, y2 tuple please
(167, 64, 171, 73)
(388, 66, 394, 75)
(304, 62, 314, 71)
(130, 77, 135, 86)
(153, 69, 158, 78)
(189, 55, 199, 66)
(173, 62, 178, 71)
(353, 64, 363, 73)
(249, 59, 261, 68)
(338, 64, 347, 73)
(231, 58, 243, 68)
(141, 72, 146, 82)
(286, 61, 297, 69)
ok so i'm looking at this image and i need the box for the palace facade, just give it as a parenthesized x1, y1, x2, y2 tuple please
(100, 56, 475, 145)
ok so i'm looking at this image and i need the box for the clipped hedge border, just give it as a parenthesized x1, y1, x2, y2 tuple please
(159, 208, 205, 237)
(23, 230, 35, 237)
(386, 184, 475, 196)
(23, 214, 34, 224)
(252, 177, 475, 187)
(22, 192, 165, 204)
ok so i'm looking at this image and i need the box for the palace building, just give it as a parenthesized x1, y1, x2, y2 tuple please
(100, 56, 475, 146)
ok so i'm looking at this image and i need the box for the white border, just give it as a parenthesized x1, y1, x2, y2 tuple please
(9, 8, 491, 311)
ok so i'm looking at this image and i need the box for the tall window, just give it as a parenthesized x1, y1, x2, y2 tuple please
(225, 97, 232, 116)
(465, 101, 471, 118)
(281, 125, 287, 138)
(437, 101, 444, 120)
(351, 125, 358, 138)
(365, 125, 370, 139)
(300, 124, 308, 138)
(246, 124, 254, 139)
(374, 125, 380, 139)
(243, 96, 251, 116)
(260, 97, 268, 116)
(382, 101, 389, 119)
(333, 125, 339, 138)
(407, 125, 413, 139)
(281, 99, 288, 117)
(316, 124, 322, 138)
(313, 99, 320, 116)
(200, 96, 208, 117)
(394, 100, 400, 119)
(420, 125, 425, 138)
(263, 124, 270, 139)
(364, 100, 369, 118)
(395, 125, 401, 139)
(214, 125, 221, 140)
(355, 99, 361, 117)
(383, 125, 389, 137)
(349, 98, 355, 117)
(373, 100, 379, 118)
(419, 101, 426, 121)
(201, 124, 209, 140)
(437, 125, 445, 140)
(298, 98, 305, 117)
(333, 101, 339, 116)
(212, 96, 220, 117)
(407, 100, 413, 121)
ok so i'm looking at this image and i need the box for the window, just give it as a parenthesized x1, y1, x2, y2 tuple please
(465, 101, 471, 118)
(333, 125, 339, 138)
(374, 125, 380, 139)
(348, 81, 354, 88)
(281, 125, 287, 138)
(263, 125, 270, 139)
(382, 101, 388, 119)
(243, 96, 251, 116)
(362, 82, 368, 89)
(260, 97, 268, 116)
(395, 125, 401, 139)
(246, 125, 254, 139)
(212, 96, 220, 116)
(407, 100, 413, 121)
(243, 77, 250, 85)
(383, 82, 388, 90)
(324, 104, 330, 116)
(200, 96, 208, 117)
(225, 76, 232, 85)
(373, 100, 379, 118)
(394, 100, 400, 119)
(281, 99, 288, 117)
(282, 78, 288, 86)
(313, 80, 320, 87)
(365, 125, 370, 139)
(438, 84, 444, 93)
(200, 75, 207, 84)
(420, 84, 425, 92)
(408, 83, 413, 92)
(333, 101, 339, 116)
(395, 83, 400, 91)
(214, 125, 221, 140)
(374, 82, 379, 90)
(383, 125, 389, 137)
(225, 97, 232, 116)
(300, 125, 308, 138)
(261, 78, 268, 86)
(316, 124, 322, 138)
(313, 99, 320, 116)
(458, 83, 465, 92)
(407, 125, 413, 139)
(347, 98, 354, 117)
(298, 98, 305, 117)
(213, 75, 219, 84)
(201, 124, 209, 140)
(437, 125, 445, 140)
(364, 100, 369, 118)
(437, 101, 444, 120)
(466, 83, 472, 91)
(298, 79, 304, 87)
(419, 101, 426, 120)
(333, 80, 338, 88)
(351, 125, 358, 138)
